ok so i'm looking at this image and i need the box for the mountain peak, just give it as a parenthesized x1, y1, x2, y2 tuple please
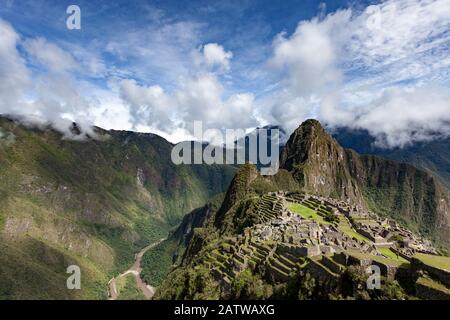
(298, 118, 323, 129)
(280, 118, 362, 203)
(291, 118, 331, 144)
(280, 119, 336, 171)
(289, 119, 327, 142)
(279, 119, 449, 246)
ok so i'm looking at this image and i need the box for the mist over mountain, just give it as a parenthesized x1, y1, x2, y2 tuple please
(0, 0, 450, 304)
(1, 114, 449, 300)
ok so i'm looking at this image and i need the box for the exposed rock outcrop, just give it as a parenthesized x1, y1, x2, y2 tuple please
(281, 119, 450, 245)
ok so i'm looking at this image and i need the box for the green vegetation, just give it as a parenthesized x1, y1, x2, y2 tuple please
(287, 203, 330, 225)
(141, 240, 179, 287)
(379, 247, 409, 263)
(362, 180, 442, 246)
(0, 210, 4, 231)
(344, 229, 369, 242)
(388, 234, 404, 243)
(347, 250, 408, 268)
(116, 274, 147, 300)
(414, 253, 450, 272)
(0, 239, 108, 299)
(416, 276, 450, 294)
(341, 266, 407, 300)
(250, 176, 278, 195)
(231, 270, 273, 299)
(337, 216, 369, 242)
(0, 117, 235, 299)
(155, 265, 221, 300)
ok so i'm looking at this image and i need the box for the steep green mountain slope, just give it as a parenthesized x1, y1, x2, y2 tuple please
(281, 120, 449, 246)
(141, 165, 299, 292)
(331, 127, 450, 188)
(140, 196, 222, 288)
(156, 120, 449, 300)
(0, 116, 235, 299)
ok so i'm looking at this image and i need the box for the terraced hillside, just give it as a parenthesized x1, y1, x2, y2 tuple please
(157, 189, 450, 300)
(256, 194, 284, 224)
(281, 119, 450, 247)
(156, 116, 450, 300)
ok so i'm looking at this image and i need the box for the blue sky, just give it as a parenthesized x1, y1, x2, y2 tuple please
(1, 0, 358, 90)
(0, 0, 449, 147)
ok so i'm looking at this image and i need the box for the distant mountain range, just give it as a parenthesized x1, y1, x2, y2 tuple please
(0, 116, 449, 300)
(331, 127, 450, 188)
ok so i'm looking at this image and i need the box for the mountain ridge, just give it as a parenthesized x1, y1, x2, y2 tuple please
(331, 126, 450, 188)
(281, 119, 449, 245)
(153, 119, 449, 300)
(0, 116, 236, 299)
(1, 116, 449, 299)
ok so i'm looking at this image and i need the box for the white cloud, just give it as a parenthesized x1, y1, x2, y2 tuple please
(0, 19, 31, 115)
(120, 79, 174, 132)
(176, 74, 255, 129)
(271, 10, 349, 96)
(1, 0, 450, 147)
(86, 89, 133, 131)
(116, 38, 256, 142)
(268, 0, 450, 147)
(119, 73, 257, 140)
(351, 0, 450, 71)
(0, 17, 256, 144)
(0, 19, 116, 139)
(24, 37, 79, 73)
(196, 43, 233, 72)
(267, 10, 351, 133)
(351, 85, 450, 148)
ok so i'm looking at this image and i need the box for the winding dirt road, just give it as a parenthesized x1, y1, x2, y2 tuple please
(108, 238, 165, 300)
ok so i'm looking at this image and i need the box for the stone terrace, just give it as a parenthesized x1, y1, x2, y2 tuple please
(203, 192, 446, 295)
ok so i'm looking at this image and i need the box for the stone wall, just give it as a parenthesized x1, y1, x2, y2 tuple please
(277, 243, 321, 258)
(411, 258, 450, 287)
(416, 279, 450, 300)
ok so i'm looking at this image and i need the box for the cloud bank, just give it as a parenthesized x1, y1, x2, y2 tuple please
(0, 0, 449, 147)
(268, 0, 450, 147)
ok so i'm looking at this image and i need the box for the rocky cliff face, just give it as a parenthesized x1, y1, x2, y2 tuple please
(280, 119, 363, 204)
(156, 120, 449, 300)
(332, 127, 450, 188)
(163, 120, 449, 271)
(281, 119, 449, 245)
